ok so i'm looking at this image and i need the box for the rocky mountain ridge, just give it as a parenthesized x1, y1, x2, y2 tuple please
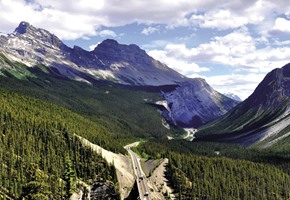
(0, 21, 239, 129)
(0, 21, 186, 85)
(159, 79, 239, 128)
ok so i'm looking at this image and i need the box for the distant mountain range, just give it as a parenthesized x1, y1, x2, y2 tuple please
(196, 63, 290, 149)
(0, 21, 238, 128)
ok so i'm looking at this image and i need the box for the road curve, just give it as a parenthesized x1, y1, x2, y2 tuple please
(126, 146, 151, 200)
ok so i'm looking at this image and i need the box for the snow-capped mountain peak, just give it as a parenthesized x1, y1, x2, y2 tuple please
(223, 92, 242, 102)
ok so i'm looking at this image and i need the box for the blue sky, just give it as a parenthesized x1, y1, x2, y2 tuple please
(1, 0, 290, 99)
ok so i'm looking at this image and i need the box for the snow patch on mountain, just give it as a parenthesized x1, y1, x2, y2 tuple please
(223, 92, 242, 101)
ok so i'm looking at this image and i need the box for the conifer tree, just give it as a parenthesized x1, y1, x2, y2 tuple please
(20, 164, 51, 200)
(63, 155, 76, 200)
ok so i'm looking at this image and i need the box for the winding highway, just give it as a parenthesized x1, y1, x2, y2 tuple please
(125, 146, 151, 200)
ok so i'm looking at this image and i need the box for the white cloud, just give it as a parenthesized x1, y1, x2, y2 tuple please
(151, 27, 290, 75)
(206, 73, 266, 100)
(89, 42, 101, 51)
(148, 49, 209, 77)
(97, 30, 117, 38)
(274, 40, 290, 46)
(0, 0, 283, 40)
(0, 0, 289, 41)
(191, 9, 249, 30)
(273, 17, 290, 33)
(141, 26, 159, 35)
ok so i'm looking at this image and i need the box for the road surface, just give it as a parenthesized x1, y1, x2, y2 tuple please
(125, 146, 151, 200)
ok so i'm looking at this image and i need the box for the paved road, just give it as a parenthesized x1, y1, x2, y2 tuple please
(126, 146, 150, 200)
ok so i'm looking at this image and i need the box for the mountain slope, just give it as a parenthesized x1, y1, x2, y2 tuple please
(159, 79, 239, 128)
(195, 63, 290, 148)
(0, 22, 186, 85)
(0, 88, 119, 199)
(0, 21, 238, 131)
(0, 52, 182, 140)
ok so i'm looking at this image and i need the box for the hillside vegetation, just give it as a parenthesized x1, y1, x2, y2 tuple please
(0, 52, 183, 199)
(0, 53, 182, 141)
(136, 139, 290, 199)
(0, 89, 119, 199)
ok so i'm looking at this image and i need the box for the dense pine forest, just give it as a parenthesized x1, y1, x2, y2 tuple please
(135, 139, 290, 199)
(0, 89, 119, 199)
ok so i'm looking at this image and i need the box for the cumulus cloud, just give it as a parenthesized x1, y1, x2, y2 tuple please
(150, 27, 290, 74)
(141, 26, 159, 35)
(206, 73, 266, 100)
(0, 0, 286, 40)
(97, 30, 117, 38)
(148, 49, 209, 77)
(272, 17, 290, 33)
(190, 9, 249, 30)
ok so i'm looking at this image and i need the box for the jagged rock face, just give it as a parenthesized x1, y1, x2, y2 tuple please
(90, 181, 119, 200)
(0, 22, 186, 85)
(246, 64, 290, 107)
(195, 63, 290, 147)
(92, 39, 186, 85)
(14, 21, 63, 48)
(161, 79, 239, 128)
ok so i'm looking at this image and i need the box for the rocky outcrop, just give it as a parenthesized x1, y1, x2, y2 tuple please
(160, 78, 239, 128)
(90, 180, 119, 200)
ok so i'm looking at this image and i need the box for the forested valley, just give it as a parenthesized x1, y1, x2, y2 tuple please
(135, 139, 290, 199)
(0, 54, 181, 199)
(1, 54, 290, 199)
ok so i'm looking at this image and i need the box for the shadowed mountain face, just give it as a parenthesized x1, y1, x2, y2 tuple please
(0, 22, 186, 86)
(195, 63, 290, 148)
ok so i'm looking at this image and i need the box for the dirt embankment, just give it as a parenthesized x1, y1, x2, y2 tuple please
(76, 135, 134, 200)
(146, 158, 175, 200)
